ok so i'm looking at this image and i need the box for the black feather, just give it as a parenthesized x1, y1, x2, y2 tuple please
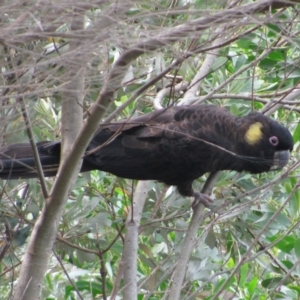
(0, 105, 293, 201)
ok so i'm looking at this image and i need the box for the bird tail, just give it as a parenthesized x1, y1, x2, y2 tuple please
(0, 142, 61, 179)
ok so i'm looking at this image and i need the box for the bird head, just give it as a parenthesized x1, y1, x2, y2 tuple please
(236, 112, 293, 174)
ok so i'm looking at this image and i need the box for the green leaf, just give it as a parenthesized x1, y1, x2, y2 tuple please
(268, 235, 295, 253)
(294, 238, 300, 258)
(261, 277, 291, 288)
(12, 226, 31, 247)
(205, 230, 216, 249)
(247, 277, 258, 294)
(239, 263, 248, 287)
(212, 57, 228, 71)
(234, 54, 248, 71)
(293, 121, 300, 143)
(289, 285, 300, 295)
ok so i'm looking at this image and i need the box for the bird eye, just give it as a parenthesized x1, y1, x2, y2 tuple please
(269, 136, 279, 146)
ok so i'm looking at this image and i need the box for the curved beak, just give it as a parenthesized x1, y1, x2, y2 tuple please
(271, 150, 290, 170)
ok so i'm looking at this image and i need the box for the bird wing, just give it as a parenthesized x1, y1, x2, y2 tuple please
(84, 105, 237, 185)
(98, 105, 230, 139)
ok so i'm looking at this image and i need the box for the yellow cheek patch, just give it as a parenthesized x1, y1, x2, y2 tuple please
(245, 122, 263, 145)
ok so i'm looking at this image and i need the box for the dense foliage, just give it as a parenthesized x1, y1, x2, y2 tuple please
(0, 0, 300, 299)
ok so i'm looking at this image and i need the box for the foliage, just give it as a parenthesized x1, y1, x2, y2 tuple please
(0, 0, 300, 299)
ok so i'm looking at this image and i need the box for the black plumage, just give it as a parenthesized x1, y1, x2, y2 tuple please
(0, 105, 293, 206)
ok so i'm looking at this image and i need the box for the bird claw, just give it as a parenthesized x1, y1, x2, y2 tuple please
(192, 192, 213, 209)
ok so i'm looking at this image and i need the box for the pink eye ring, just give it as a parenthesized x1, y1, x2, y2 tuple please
(269, 136, 279, 146)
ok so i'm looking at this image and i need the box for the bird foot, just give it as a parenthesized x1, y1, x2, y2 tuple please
(192, 192, 213, 209)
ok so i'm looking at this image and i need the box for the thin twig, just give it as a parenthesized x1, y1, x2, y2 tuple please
(17, 96, 48, 199)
